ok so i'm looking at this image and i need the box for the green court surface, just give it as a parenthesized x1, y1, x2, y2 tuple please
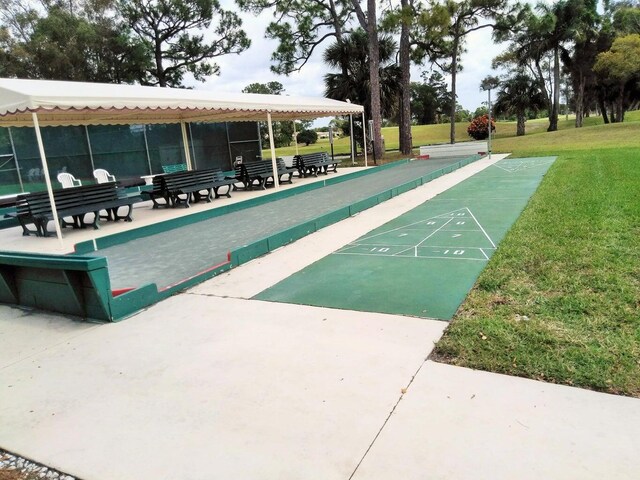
(255, 157, 556, 320)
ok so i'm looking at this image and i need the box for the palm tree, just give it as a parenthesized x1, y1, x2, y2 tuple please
(500, 1, 585, 132)
(493, 73, 546, 136)
(323, 29, 401, 150)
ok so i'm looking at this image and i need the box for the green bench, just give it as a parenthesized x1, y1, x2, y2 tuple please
(147, 168, 235, 208)
(16, 183, 142, 237)
(236, 160, 275, 190)
(233, 159, 296, 190)
(293, 152, 340, 177)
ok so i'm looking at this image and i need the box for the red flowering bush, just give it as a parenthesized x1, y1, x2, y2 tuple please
(467, 114, 496, 140)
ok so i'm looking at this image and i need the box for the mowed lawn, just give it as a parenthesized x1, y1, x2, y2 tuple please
(265, 110, 640, 158)
(433, 121, 640, 397)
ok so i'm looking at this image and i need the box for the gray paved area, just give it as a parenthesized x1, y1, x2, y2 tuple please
(92, 158, 469, 290)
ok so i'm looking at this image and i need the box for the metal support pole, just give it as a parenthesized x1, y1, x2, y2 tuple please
(8, 128, 24, 192)
(487, 89, 492, 160)
(180, 121, 193, 170)
(85, 126, 95, 173)
(362, 112, 368, 167)
(188, 123, 197, 169)
(293, 120, 299, 156)
(349, 114, 355, 166)
(32, 113, 63, 245)
(142, 125, 153, 175)
(266, 112, 280, 190)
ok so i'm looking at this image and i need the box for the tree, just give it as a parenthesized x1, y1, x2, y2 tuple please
(350, 0, 383, 162)
(397, 0, 412, 155)
(493, 72, 546, 135)
(380, 0, 418, 155)
(323, 29, 401, 151)
(237, 0, 354, 76)
(237, 0, 386, 159)
(0, 0, 149, 83)
(297, 129, 318, 145)
(242, 81, 285, 95)
(498, 1, 588, 132)
(242, 81, 296, 147)
(593, 33, 640, 122)
(561, 0, 602, 128)
(121, 0, 250, 87)
(419, 0, 512, 144)
(613, 2, 640, 35)
(411, 71, 451, 124)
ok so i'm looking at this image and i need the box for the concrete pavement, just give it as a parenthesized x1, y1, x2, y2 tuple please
(1, 154, 639, 479)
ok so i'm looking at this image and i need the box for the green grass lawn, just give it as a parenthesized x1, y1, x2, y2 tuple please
(265, 110, 640, 159)
(433, 126, 640, 397)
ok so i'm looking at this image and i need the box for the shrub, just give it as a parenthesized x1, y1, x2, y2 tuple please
(297, 129, 318, 145)
(467, 114, 496, 140)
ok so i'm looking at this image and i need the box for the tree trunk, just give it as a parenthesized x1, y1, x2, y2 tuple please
(609, 102, 617, 123)
(617, 85, 625, 122)
(155, 38, 165, 87)
(598, 95, 609, 124)
(535, 59, 551, 116)
(351, 0, 382, 162)
(575, 74, 585, 128)
(398, 0, 412, 156)
(516, 113, 526, 136)
(449, 37, 459, 144)
(329, 0, 349, 79)
(366, 0, 382, 162)
(548, 47, 560, 132)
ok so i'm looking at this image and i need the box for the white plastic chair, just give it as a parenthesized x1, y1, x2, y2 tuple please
(93, 168, 116, 184)
(57, 172, 82, 188)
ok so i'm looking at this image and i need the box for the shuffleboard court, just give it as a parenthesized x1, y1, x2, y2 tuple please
(255, 157, 556, 320)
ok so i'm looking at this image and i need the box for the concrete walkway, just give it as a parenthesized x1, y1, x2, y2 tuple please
(1, 154, 639, 480)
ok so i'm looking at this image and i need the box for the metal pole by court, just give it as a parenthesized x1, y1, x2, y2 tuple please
(361, 112, 368, 167)
(293, 120, 299, 156)
(266, 111, 280, 190)
(180, 121, 193, 170)
(32, 112, 63, 246)
(487, 89, 492, 159)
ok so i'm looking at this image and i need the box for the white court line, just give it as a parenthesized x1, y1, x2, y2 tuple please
(465, 208, 496, 248)
(389, 245, 417, 257)
(492, 162, 522, 172)
(357, 218, 446, 242)
(479, 248, 490, 260)
(333, 251, 488, 262)
(415, 218, 454, 248)
(347, 243, 495, 250)
(357, 208, 468, 242)
(436, 197, 530, 201)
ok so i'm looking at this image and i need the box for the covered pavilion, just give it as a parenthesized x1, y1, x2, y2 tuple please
(0, 78, 365, 242)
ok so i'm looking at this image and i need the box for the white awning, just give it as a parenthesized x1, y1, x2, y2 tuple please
(0, 78, 364, 127)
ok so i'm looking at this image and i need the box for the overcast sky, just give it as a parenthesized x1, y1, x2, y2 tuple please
(189, 3, 507, 124)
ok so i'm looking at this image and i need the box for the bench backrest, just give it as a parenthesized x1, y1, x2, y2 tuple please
(156, 169, 219, 192)
(294, 152, 328, 167)
(18, 183, 120, 217)
(242, 160, 274, 176)
(211, 168, 228, 182)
